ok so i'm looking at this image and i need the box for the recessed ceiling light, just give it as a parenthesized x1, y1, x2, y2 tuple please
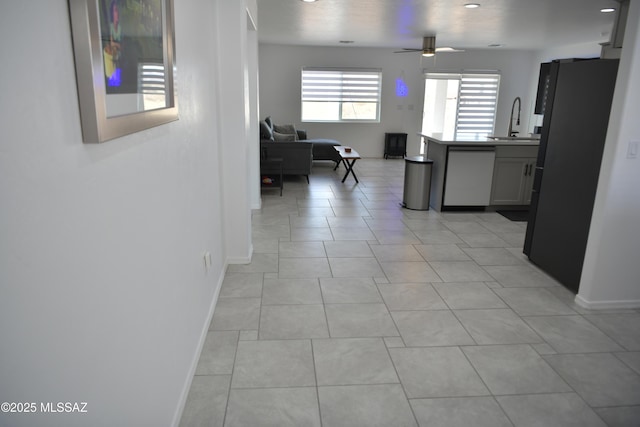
(464, 3, 481, 8)
(600, 7, 616, 13)
(300, 0, 318, 3)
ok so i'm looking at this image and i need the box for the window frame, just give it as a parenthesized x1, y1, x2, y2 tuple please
(301, 67, 382, 123)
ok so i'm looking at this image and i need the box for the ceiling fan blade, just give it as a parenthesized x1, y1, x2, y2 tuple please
(435, 47, 465, 53)
(394, 38, 464, 55)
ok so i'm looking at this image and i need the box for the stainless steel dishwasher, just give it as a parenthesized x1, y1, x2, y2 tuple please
(443, 146, 496, 206)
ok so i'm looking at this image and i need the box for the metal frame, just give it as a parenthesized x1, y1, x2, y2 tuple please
(69, 0, 178, 143)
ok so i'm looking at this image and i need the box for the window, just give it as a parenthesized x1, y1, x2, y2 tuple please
(301, 68, 382, 122)
(138, 62, 167, 111)
(422, 72, 500, 142)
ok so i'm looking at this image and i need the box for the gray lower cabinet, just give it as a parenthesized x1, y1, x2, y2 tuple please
(425, 138, 539, 211)
(490, 146, 538, 206)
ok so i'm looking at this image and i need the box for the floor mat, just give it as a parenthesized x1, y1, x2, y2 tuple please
(496, 210, 530, 222)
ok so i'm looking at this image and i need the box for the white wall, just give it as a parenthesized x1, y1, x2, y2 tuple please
(247, 6, 262, 210)
(258, 44, 538, 157)
(0, 1, 254, 426)
(578, 1, 640, 308)
(535, 41, 603, 63)
(217, 1, 254, 263)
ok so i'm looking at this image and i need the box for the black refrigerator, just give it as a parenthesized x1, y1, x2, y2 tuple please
(524, 58, 619, 293)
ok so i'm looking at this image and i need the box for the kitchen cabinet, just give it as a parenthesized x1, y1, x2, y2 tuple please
(422, 135, 539, 211)
(490, 146, 538, 205)
(490, 158, 536, 205)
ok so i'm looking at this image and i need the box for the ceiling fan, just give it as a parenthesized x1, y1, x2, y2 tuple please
(394, 36, 465, 57)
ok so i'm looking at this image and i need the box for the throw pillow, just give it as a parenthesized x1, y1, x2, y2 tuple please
(273, 124, 298, 140)
(273, 131, 297, 142)
(260, 120, 274, 140)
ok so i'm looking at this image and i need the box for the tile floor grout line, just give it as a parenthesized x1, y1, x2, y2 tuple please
(182, 160, 640, 426)
(221, 328, 242, 427)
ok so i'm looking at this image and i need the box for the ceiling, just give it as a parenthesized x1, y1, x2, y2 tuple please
(257, 0, 621, 51)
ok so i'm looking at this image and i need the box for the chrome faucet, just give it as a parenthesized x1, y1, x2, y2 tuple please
(508, 97, 521, 137)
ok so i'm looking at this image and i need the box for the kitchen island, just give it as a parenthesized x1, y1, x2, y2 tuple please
(420, 134, 540, 211)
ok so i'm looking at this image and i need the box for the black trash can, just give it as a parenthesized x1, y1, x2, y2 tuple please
(402, 156, 433, 210)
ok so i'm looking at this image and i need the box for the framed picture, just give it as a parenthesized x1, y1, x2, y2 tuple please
(69, 0, 178, 143)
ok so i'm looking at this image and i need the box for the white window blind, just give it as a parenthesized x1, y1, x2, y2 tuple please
(456, 74, 500, 140)
(139, 63, 166, 95)
(138, 62, 168, 110)
(301, 68, 382, 122)
(423, 72, 500, 141)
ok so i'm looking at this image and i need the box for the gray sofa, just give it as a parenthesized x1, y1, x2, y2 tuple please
(260, 117, 342, 163)
(260, 140, 313, 182)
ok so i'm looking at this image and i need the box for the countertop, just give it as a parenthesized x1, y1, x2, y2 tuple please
(419, 133, 540, 147)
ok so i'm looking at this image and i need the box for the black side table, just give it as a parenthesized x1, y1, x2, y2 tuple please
(260, 158, 283, 196)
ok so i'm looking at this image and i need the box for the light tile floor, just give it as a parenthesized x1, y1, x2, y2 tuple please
(180, 159, 640, 427)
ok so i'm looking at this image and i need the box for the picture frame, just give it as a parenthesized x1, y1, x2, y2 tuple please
(69, 0, 178, 143)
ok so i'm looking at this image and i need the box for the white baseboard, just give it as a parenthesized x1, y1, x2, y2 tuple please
(251, 197, 263, 211)
(172, 243, 254, 425)
(226, 256, 252, 264)
(226, 249, 253, 265)
(575, 294, 640, 310)
(172, 265, 226, 427)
